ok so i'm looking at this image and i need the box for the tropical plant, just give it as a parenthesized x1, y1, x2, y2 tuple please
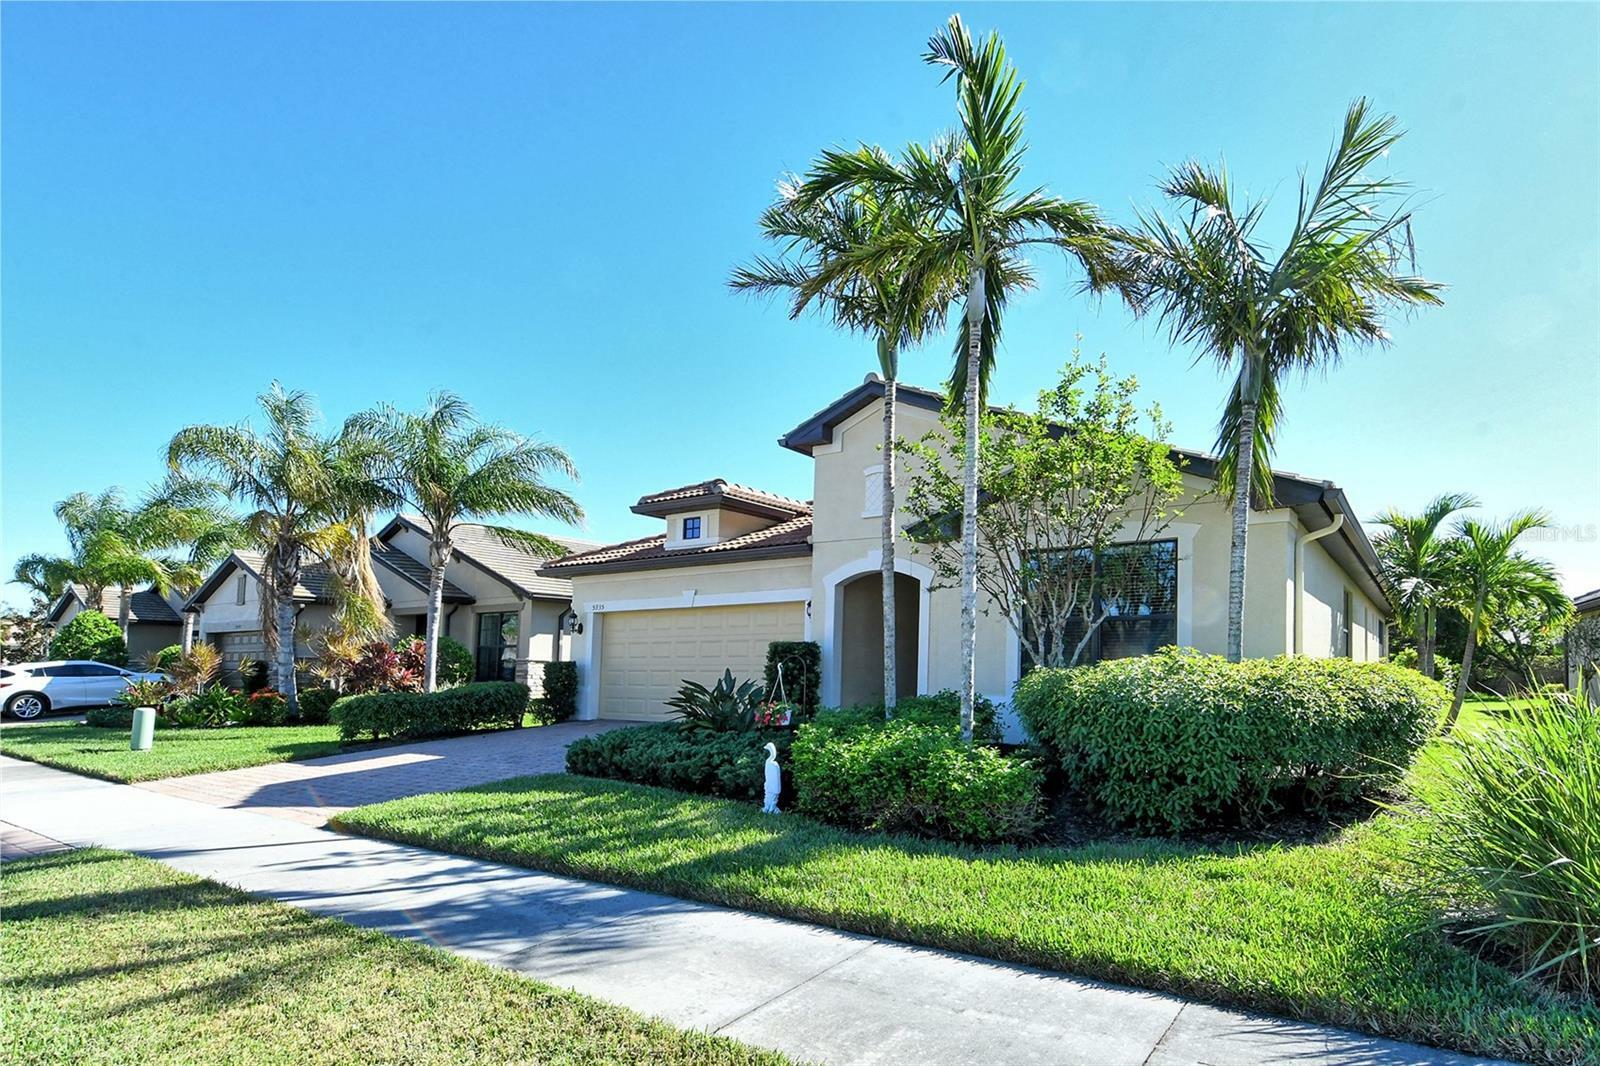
(344, 640, 426, 696)
(1440, 511, 1570, 728)
(1410, 692, 1599, 995)
(349, 393, 581, 691)
(142, 644, 184, 672)
(166, 384, 398, 715)
(47, 610, 126, 665)
(1372, 493, 1477, 678)
(398, 634, 473, 687)
(164, 685, 246, 728)
(732, 162, 954, 715)
(793, 14, 1124, 740)
(115, 676, 176, 709)
(665, 670, 765, 734)
(1124, 100, 1442, 662)
(166, 642, 221, 695)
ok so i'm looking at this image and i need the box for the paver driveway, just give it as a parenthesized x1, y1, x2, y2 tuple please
(136, 720, 628, 826)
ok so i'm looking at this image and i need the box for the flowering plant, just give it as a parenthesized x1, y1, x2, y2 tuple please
(754, 701, 798, 729)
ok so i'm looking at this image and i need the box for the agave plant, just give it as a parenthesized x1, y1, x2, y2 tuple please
(666, 670, 766, 734)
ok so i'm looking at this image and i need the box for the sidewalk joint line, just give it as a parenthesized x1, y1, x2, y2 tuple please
(711, 937, 879, 1035)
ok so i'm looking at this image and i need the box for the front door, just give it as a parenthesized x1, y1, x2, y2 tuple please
(475, 611, 519, 681)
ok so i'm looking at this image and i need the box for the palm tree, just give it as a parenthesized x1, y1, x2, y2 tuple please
(15, 488, 128, 613)
(353, 393, 582, 691)
(1372, 492, 1478, 678)
(1125, 100, 1443, 661)
(141, 476, 249, 653)
(794, 14, 1123, 740)
(167, 385, 397, 714)
(1440, 511, 1569, 729)
(731, 168, 953, 714)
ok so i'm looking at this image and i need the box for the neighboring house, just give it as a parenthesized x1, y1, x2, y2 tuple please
(1568, 587, 1600, 703)
(541, 376, 1394, 737)
(184, 518, 596, 692)
(46, 584, 184, 664)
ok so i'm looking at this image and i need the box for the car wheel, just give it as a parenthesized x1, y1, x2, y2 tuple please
(5, 693, 49, 720)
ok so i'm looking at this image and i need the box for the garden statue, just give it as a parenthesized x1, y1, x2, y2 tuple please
(762, 741, 781, 814)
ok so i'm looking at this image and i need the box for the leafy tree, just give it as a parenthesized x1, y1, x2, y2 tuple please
(1124, 100, 1442, 661)
(1, 601, 53, 662)
(1372, 492, 1478, 678)
(795, 14, 1124, 740)
(732, 163, 954, 714)
(48, 609, 126, 665)
(899, 354, 1184, 669)
(167, 385, 397, 715)
(1441, 511, 1570, 729)
(351, 393, 581, 691)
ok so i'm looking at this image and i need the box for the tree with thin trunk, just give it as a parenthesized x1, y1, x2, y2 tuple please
(1372, 492, 1478, 677)
(1440, 511, 1569, 730)
(794, 14, 1124, 741)
(351, 393, 582, 692)
(1124, 99, 1442, 661)
(731, 165, 954, 715)
(167, 385, 396, 715)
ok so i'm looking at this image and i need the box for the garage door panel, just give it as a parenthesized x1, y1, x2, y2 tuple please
(598, 603, 804, 721)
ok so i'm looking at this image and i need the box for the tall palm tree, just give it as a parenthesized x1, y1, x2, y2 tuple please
(731, 168, 954, 714)
(1125, 100, 1443, 661)
(1372, 492, 1478, 678)
(794, 14, 1123, 740)
(353, 393, 582, 691)
(1440, 511, 1569, 729)
(167, 385, 397, 714)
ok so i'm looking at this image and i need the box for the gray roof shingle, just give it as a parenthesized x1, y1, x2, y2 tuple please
(53, 585, 183, 625)
(371, 544, 474, 603)
(380, 516, 598, 601)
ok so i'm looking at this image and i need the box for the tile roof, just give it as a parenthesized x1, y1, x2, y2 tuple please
(632, 479, 811, 520)
(381, 515, 600, 601)
(371, 544, 474, 603)
(1576, 588, 1600, 615)
(540, 514, 813, 577)
(54, 585, 183, 625)
(231, 549, 342, 602)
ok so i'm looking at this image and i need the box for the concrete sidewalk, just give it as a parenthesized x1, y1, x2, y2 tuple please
(1, 755, 1509, 1066)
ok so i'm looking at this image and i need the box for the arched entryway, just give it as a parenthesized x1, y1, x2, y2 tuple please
(836, 571, 922, 706)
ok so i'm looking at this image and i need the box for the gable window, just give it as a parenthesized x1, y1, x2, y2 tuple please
(1020, 539, 1178, 673)
(682, 516, 702, 540)
(862, 466, 884, 518)
(475, 611, 520, 682)
(235, 575, 248, 605)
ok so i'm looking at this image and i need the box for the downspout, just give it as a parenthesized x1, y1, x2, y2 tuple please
(1294, 514, 1344, 655)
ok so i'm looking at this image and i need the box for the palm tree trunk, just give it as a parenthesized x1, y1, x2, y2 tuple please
(118, 585, 132, 642)
(181, 611, 196, 655)
(1226, 397, 1258, 663)
(1418, 605, 1436, 678)
(881, 374, 898, 718)
(275, 595, 298, 715)
(424, 536, 449, 693)
(1445, 596, 1484, 731)
(958, 267, 984, 744)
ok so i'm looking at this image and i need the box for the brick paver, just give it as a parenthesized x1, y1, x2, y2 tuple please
(0, 820, 72, 862)
(136, 720, 630, 826)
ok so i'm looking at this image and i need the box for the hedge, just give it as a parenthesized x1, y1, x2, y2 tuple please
(48, 610, 126, 666)
(539, 661, 578, 724)
(791, 716, 1045, 844)
(832, 689, 1001, 744)
(296, 686, 339, 725)
(1014, 647, 1447, 833)
(332, 682, 528, 743)
(565, 723, 789, 803)
(765, 641, 820, 715)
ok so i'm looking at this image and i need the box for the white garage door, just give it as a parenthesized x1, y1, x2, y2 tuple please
(598, 602, 805, 721)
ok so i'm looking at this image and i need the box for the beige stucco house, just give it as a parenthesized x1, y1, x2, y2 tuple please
(184, 517, 595, 692)
(541, 377, 1394, 739)
(47, 584, 185, 664)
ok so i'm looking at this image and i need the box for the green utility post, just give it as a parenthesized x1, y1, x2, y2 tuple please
(131, 706, 156, 751)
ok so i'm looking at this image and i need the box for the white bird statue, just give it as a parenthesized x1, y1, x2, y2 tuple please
(762, 742, 781, 814)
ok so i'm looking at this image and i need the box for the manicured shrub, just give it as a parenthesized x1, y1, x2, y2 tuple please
(765, 641, 821, 714)
(1411, 693, 1600, 995)
(332, 681, 528, 743)
(231, 690, 289, 726)
(832, 689, 1001, 743)
(540, 661, 578, 723)
(398, 635, 474, 687)
(1014, 647, 1446, 833)
(565, 723, 790, 803)
(48, 610, 126, 666)
(296, 685, 339, 725)
(85, 706, 144, 729)
(791, 716, 1045, 844)
(164, 686, 248, 728)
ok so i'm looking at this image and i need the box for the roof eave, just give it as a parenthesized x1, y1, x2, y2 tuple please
(538, 542, 812, 579)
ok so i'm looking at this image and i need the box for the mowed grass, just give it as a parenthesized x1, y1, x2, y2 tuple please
(0, 849, 788, 1066)
(0, 722, 344, 782)
(336, 771, 1599, 1066)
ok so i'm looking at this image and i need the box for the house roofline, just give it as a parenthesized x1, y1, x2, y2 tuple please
(538, 541, 812, 578)
(376, 514, 569, 603)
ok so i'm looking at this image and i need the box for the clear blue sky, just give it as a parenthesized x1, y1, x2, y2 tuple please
(3, 2, 1597, 609)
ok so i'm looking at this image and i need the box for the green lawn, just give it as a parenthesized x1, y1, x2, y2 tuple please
(0, 722, 345, 782)
(336, 772, 1598, 1066)
(0, 849, 785, 1066)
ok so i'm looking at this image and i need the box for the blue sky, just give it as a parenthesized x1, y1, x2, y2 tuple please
(3, 2, 1597, 609)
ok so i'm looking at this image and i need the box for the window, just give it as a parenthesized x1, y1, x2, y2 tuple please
(77, 664, 123, 677)
(235, 575, 248, 605)
(682, 516, 702, 540)
(862, 466, 884, 518)
(475, 611, 520, 682)
(1020, 540, 1178, 672)
(1340, 589, 1354, 658)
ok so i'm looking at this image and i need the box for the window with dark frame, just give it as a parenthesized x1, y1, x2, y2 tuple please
(474, 611, 520, 682)
(1019, 539, 1179, 674)
(1341, 589, 1355, 658)
(682, 516, 702, 540)
(235, 575, 247, 605)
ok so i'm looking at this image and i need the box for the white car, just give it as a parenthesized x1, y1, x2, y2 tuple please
(0, 660, 169, 720)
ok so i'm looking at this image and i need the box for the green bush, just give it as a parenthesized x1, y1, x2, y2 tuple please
(296, 686, 338, 725)
(1411, 693, 1599, 995)
(540, 661, 578, 723)
(85, 706, 149, 730)
(791, 716, 1044, 844)
(765, 641, 821, 714)
(332, 681, 528, 743)
(566, 723, 790, 803)
(1015, 647, 1446, 833)
(147, 644, 184, 671)
(48, 610, 126, 666)
(230, 690, 289, 726)
(398, 635, 474, 687)
(830, 689, 1001, 743)
(164, 687, 247, 728)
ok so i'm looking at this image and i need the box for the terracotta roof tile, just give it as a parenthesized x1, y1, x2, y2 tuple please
(632, 479, 811, 519)
(541, 514, 812, 576)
